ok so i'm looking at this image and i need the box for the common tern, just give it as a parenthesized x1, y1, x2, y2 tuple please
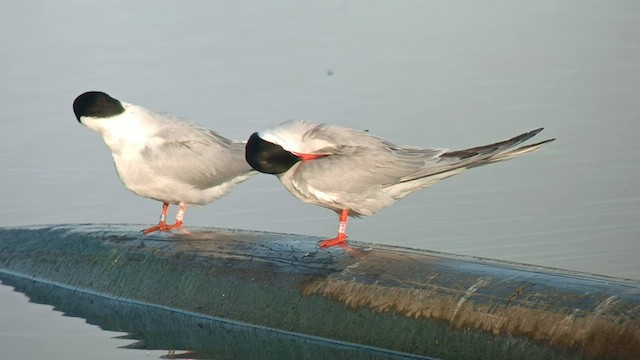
(245, 120, 554, 247)
(73, 91, 255, 234)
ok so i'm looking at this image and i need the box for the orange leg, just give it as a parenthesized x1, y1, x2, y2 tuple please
(163, 203, 186, 231)
(319, 209, 349, 248)
(142, 202, 170, 234)
(142, 203, 186, 234)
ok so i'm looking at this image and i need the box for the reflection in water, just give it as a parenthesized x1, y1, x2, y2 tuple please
(0, 273, 428, 360)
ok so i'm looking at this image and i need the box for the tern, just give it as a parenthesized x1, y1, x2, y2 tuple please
(73, 91, 255, 234)
(245, 120, 554, 247)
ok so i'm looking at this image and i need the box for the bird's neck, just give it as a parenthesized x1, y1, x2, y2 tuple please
(97, 112, 150, 157)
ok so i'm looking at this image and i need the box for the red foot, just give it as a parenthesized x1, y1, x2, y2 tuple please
(142, 221, 184, 235)
(142, 221, 167, 234)
(318, 233, 348, 248)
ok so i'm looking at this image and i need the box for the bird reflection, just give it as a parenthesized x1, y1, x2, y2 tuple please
(0, 267, 416, 360)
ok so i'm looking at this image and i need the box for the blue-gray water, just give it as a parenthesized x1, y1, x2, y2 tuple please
(1, 1, 639, 359)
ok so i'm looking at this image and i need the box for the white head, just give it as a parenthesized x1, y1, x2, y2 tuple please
(257, 120, 335, 155)
(246, 120, 335, 175)
(73, 91, 150, 153)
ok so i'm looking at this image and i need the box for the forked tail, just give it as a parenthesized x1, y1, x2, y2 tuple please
(441, 128, 555, 168)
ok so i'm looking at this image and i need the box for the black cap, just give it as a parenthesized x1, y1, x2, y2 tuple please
(73, 91, 125, 123)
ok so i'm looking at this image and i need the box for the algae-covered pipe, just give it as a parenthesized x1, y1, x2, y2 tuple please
(0, 224, 638, 360)
(0, 271, 426, 360)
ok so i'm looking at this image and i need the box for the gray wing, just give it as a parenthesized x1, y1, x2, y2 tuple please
(141, 122, 254, 189)
(290, 124, 448, 194)
(291, 126, 553, 193)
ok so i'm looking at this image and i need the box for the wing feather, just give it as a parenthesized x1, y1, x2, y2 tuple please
(290, 124, 447, 194)
(141, 122, 253, 190)
(288, 124, 552, 203)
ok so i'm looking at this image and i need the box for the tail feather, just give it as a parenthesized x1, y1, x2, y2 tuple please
(441, 128, 545, 161)
(469, 138, 556, 167)
(397, 128, 554, 184)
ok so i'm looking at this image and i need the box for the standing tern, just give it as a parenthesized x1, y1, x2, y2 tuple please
(245, 120, 554, 247)
(73, 91, 255, 234)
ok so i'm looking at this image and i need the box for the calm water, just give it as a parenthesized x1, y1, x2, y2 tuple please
(1, 1, 639, 359)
